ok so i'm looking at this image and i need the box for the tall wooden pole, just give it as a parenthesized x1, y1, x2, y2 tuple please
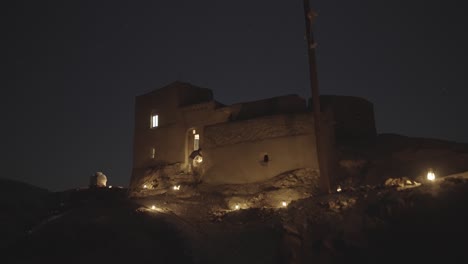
(302, 0, 331, 194)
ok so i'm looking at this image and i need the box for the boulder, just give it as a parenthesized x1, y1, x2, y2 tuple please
(89, 172, 107, 188)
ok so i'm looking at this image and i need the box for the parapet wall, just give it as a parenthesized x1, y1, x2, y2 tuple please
(204, 113, 314, 148)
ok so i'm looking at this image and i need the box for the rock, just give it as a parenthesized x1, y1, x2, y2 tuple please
(130, 163, 199, 197)
(89, 172, 107, 188)
(385, 177, 421, 191)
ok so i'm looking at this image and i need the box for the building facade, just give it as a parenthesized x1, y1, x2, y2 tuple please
(130, 82, 375, 189)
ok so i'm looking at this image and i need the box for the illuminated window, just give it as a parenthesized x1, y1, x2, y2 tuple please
(151, 114, 159, 128)
(194, 134, 200, 150)
(151, 148, 155, 159)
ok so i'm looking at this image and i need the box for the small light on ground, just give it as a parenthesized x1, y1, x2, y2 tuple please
(336, 185, 342, 192)
(108, 186, 112, 189)
(427, 171, 436, 181)
(173, 185, 181, 191)
(281, 201, 288, 207)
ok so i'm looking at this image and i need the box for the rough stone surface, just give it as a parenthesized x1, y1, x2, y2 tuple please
(130, 163, 198, 197)
(211, 168, 320, 209)
(204, 113, 314, 148)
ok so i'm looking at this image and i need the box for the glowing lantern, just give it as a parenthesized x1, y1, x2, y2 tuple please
(195, 156, 203, 163)
(234, 204, 240, 210)
(281, 201, 288, 207)
(143, 185, 147, 189)
(336, 185, 342, 192)
(427, 170, 436, 181)
(151, 205, 156, 210)
(173, 185, 181, 191)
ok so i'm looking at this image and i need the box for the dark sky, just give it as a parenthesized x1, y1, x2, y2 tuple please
(5, 0, 468, 191)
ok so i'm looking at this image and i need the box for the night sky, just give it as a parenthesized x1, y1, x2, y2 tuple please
(6, 0, 468, 191)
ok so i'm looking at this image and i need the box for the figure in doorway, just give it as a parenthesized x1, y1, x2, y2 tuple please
(189, 148, 202, 160)
(189, 148, 203, 182)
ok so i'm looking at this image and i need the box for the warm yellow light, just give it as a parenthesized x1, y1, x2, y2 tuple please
(151, 205, 156, 210)
(427, 171, 436, 181)
(143, 185, 147, 189)
(281, 201, 288, 207)
(234, 204, 240, 210)
(192, 129, 196, 134)
(173, 185, 180, 191)
(336, 185, 342, 192)
(151, 114, 159, 128)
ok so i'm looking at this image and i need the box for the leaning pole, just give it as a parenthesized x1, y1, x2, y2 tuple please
(302, 0, 331, 194)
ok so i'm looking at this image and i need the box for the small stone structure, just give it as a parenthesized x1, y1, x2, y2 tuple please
(130, 82, 376, 193)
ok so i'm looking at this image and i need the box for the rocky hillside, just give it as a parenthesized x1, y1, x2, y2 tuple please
(3, 134, 468, 263)
(3, 172, 468, 264)
(336, 133, 468, 186)
(0, 179, 51, 248)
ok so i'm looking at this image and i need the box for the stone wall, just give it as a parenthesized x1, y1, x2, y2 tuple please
(319, 95, 376, 141)
(202, 113, 324, 184)
(204, 113, 314, 148)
